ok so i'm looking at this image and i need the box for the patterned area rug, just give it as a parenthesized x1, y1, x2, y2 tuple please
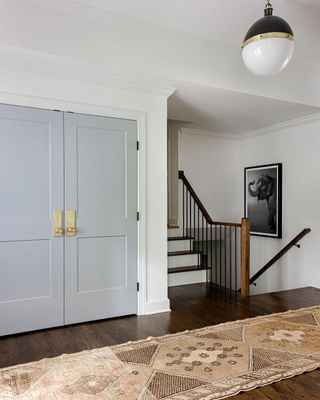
(1, 306, 320, 399)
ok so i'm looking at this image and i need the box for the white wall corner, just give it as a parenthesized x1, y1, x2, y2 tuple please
(303, 278, 320, 289)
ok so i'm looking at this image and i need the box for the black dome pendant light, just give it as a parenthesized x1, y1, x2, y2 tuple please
(242, 1, 295, 76)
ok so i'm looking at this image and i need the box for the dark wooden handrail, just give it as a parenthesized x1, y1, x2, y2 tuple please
(249, 228, 311, 286)
(178, 170, 214, 224)
(178, 170, 241, 227)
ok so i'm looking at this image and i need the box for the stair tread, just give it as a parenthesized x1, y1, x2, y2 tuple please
(168, 265, 210, 274)
(168, 224, 179, 229)
(168, 236, 194, 241)
(168, 250, 201, 256)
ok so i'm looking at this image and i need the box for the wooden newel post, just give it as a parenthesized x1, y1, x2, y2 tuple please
(241, 217, 250, 297)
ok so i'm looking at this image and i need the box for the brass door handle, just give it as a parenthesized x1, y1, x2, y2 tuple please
(53, 210, 63, 237)
(66, 210, 77, 236)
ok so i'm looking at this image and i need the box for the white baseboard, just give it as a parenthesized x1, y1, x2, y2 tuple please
(144, 298, 171, 315)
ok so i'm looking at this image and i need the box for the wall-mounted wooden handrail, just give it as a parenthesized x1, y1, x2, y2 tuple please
(249, 228, 311, 286)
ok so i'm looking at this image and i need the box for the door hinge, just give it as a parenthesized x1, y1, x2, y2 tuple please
(137, 141, 140, 151)
(137, 212, 140, 221)
(137, 282, 140, 292)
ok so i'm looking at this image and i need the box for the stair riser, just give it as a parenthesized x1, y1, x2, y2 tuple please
(168, 240, 193, 252)
(168, 270, 208, 287)
(167, 228, 182, 238)
(168, 254, 199, 268)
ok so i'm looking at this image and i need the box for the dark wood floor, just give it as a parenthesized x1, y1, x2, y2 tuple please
(0, 284, 320, 399)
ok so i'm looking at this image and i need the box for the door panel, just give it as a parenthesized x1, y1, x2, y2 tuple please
(77, 126, 127, 219)
(64, 113, 137, 324)
(0, 105, 64, 336)
(77, 236, 127, 293)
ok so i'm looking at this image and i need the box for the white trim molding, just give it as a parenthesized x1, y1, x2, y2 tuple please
(0, 44, 175, 99)
(180, 127, 237, 140)
(238, 112, 320, 139)
(180, 112, 320, 140)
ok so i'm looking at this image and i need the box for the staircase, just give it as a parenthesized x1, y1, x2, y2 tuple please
(168, 171, 312, 295)
(167, 227, 210, 287)
(167, 171, 251, 295)
(167, 171, 312, 295)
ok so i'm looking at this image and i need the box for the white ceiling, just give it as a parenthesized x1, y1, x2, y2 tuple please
(7, 0, 320, 134)
(71, 0, 320, 66)
(168, 82, 320, 134)
(59, 0, 320, 133)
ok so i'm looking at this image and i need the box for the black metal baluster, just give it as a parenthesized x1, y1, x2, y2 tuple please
(189, 190, 192, 250)
(219, 224, 222, 287)
(215, 224, 217, 285)
(182, 184, 185, 236)
(197, 207, 200, 265)
(224, 226, 227, 291)
(186, 190, 189, 238)
(206, 221, 208, 268)
(210, 224, 213, 283)
(202, 214, 204, 266)
(235, 227, 238, 293)
(229, 226, 232, 292)
(193, 198, 195, 253)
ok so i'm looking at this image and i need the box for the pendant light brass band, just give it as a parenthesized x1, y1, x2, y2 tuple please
(242, 32, 294, 48)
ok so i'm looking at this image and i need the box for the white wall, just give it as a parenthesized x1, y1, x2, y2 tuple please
(0, 49, 172, 315)
(237, 117, 320, 294)
(167, 120, 179, 226)
(179, 131, 239, 222)
(179, 117, 320, 294)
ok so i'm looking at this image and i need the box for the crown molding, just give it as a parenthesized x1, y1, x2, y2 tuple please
(180, 127, 237, 139)
(180, 112, 320, 141)
(0, 44, 175, 98)
(26, 0, 147, 25)
(238, 112, 320, 139)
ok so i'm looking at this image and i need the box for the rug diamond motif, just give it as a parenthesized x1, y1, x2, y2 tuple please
(282, 313, 318, 326)
(198, 325, 244, 342)
(6, 367, 46, 396)
(252, 347, 302, 371)
(113, 344, 159, 365)
(147, 372, 207, 399)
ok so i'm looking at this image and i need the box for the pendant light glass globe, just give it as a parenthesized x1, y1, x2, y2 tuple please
(242, 2, 294, 76)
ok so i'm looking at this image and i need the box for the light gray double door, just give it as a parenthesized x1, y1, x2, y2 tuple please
(0, 104, 137, 336)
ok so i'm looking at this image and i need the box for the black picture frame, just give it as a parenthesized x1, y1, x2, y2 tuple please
(244, 163, 282, 238)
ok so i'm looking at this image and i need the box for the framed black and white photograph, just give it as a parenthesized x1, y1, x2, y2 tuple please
(244, 163, 282, 238)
